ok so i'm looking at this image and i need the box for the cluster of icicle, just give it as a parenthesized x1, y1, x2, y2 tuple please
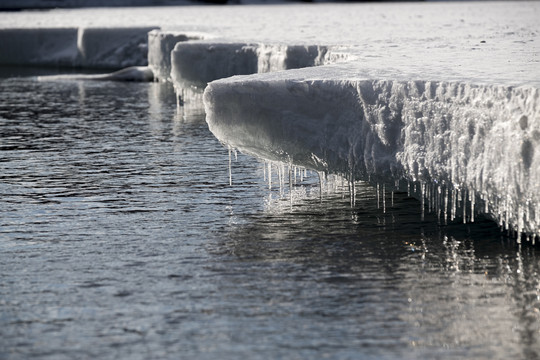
(228, 145, 539, 245)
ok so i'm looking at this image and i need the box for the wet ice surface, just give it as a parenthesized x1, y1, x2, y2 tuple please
(1, 78, 540, 359)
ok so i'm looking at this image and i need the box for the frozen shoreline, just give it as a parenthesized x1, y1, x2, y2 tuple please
(0, 2, 539, 238)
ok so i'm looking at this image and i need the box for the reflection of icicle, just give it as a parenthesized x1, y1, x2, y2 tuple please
(317, 171, 323, 202)
(462, 188, 467, 224)
(278, 164, 283, 196)
(376, 183, 380, 209)
(347, 173, 355, 207)
(382, 183, 386, 214)
(421, 182, 425, 222)
(470, 189, 475, 223)
(267, 162, 272, 189)
(228, 145, 232, 186)
(289, 165, 293, 209)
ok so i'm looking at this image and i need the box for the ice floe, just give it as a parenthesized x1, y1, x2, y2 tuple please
(0, 2, 539, 238)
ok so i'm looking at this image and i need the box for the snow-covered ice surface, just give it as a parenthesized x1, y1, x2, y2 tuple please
(1, 2, 539, 238)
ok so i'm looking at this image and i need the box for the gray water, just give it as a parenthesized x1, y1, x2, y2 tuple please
(1, 76, 539, 360)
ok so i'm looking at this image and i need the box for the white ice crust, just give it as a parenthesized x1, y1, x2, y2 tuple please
(0, 2, 539, 237)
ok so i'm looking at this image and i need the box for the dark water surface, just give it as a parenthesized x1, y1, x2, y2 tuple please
(1, 77, 540, 360)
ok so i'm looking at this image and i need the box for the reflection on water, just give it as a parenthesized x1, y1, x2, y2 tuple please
(1, 76, 539, 360)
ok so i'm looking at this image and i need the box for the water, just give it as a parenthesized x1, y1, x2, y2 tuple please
(1, 75, 540, 360)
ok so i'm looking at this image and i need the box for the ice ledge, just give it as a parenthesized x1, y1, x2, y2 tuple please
(204, 68, 540, 238)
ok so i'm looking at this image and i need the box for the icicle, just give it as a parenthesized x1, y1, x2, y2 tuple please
(391, 191, 394, 207)
(504, 196, 509, 230)
(281, 164, 286, 191)
(427, 183, 432, 214)
(421, 182, 425, 222)
(263, 161, 267, 182)
(451, 188, 456, 221)
(341, 176, 345, 200)
(517, 204, 524, 237)
(436, 185, 441, 222)
(462, 188, 467, 224)
(407, 181, 411, 197)
(347, 169, 355, 207)
(234, 149, 238, 161)
(470, 189, 475, 223)
(525, 200, 530, 223)
(444, 187, 449, 225)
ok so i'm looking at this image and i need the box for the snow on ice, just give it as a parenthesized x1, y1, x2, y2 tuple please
(0, 2, 538, 238)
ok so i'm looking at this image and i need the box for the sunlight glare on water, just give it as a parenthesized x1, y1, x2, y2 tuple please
(1, 75, 540, 360)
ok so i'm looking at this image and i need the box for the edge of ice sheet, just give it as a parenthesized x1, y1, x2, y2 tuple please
(204, 69, 540, 238)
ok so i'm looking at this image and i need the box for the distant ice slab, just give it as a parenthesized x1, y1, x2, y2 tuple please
(0, 26, 157, 69)
(148, 30, 209, 82)
(205, 66, 540, 238)
(170, 40, 343, 89)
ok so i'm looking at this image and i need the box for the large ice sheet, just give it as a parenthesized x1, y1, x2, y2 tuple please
(197, 2, 540, 238)
(205, 69, 540, 237)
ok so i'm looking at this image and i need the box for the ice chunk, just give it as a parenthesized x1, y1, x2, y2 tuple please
(76, 27, 158, 68)
(170, 41, 338, 89)
(171, 42, 258, 88)
(204, 69, 540, 237)
(148, 30, 207, 82)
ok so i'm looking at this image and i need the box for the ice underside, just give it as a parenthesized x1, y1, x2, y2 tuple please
(0, 3, 538, 239)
